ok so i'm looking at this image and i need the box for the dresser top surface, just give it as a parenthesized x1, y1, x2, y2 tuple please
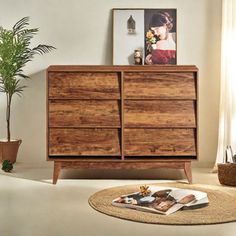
(47, 65, 198, 73)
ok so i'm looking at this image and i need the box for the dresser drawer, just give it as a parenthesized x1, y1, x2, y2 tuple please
(49, 100, 121, 127)
(124, 100, 196, 127)
(48, 72, 120, 99)
(49, 128, 121, 156)
(124, 72, 196, 99)
(124, 128, 196, 156)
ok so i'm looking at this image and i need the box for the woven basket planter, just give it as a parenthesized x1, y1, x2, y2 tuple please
(218, 163, 236, 187)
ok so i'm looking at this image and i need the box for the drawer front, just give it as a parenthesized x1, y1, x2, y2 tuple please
(49, 100, 121, 127)
(124, 100, 196, 127)
(48, 72, 120, 99)
(124, 72, 196, 99)
(124, 128, 196, 156)
(49, 128, 121, 156)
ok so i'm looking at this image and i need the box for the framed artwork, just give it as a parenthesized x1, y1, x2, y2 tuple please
(112, 8, 177, 65)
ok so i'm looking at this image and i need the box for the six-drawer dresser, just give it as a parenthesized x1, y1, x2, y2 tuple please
(47, 65, 198, 184)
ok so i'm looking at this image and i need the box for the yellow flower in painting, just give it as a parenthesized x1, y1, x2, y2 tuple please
(146, 30, 154, 39)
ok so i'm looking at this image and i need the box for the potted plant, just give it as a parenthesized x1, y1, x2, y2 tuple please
(0, 17, 55, 163)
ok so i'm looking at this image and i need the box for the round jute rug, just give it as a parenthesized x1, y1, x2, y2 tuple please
(88, 182, 236, 225)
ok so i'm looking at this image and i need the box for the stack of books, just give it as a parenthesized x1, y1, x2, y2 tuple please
(225, 146, 236, 163)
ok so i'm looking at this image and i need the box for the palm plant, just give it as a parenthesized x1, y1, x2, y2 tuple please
(0, 17, 55, 141)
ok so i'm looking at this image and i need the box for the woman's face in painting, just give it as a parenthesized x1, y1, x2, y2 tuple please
(151, 25, 167, 40)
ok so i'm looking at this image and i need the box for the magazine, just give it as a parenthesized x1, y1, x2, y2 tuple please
(112, 185, 209, 215)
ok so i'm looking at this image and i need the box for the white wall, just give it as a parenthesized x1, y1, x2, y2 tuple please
(0, 0, 221, 167)
(113, 9, 144, 65)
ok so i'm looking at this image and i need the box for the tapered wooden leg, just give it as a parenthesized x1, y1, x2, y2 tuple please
(184, 162, 192, 184)
(53, 161, 61, 184)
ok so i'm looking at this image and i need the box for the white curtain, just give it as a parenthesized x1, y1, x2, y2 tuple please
(214, 0, 236, 170)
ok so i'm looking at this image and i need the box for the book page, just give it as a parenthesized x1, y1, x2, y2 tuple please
(112, 186, 208, 215)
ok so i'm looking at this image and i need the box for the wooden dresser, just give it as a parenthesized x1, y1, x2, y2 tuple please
(47, 65, 198, 184)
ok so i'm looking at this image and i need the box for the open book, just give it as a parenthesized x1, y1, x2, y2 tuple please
(112, 185, 209, 215)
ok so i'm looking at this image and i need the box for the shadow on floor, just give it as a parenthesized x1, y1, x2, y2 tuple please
(0, 161, 187, 185)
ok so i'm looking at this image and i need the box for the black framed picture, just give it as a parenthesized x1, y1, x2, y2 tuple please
(113, 8, 177, 65)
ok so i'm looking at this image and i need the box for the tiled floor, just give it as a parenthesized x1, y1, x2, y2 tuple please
(0, 164, 235, 236)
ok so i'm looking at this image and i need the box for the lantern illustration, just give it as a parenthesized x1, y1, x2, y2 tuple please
(127, 15, 136, 34)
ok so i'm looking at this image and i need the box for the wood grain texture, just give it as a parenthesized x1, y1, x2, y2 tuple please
(121, 71, 125, 160)
(48, 72, 120, 99)
(184, 162, 192, 184)
(47, 65, 198, 184)
(124, 100, 196, 127)
(49, 100, 121, 127)
(53, 161, 61, 184)
(47, 65, 198, 72)
(124, 128, 196, 156)
(48, 157, 196, 162)
(59, 160, 186, 169)
(124, 72, 196, 99)
(52, 160, 192, 184)
(49, 128, 121, 156)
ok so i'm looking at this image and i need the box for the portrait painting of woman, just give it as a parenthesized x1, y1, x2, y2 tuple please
(145, 9, 176, 64)
(113, 8, 177, 65)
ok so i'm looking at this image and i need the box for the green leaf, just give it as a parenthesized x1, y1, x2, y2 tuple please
(0, 17, 55, 96)
(0, 17, 55, 140)
(2, 160, 13, 172)
(32, 44, 56, 55)
(13, 17, 30, 34)
(15, 73, 30, 79)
